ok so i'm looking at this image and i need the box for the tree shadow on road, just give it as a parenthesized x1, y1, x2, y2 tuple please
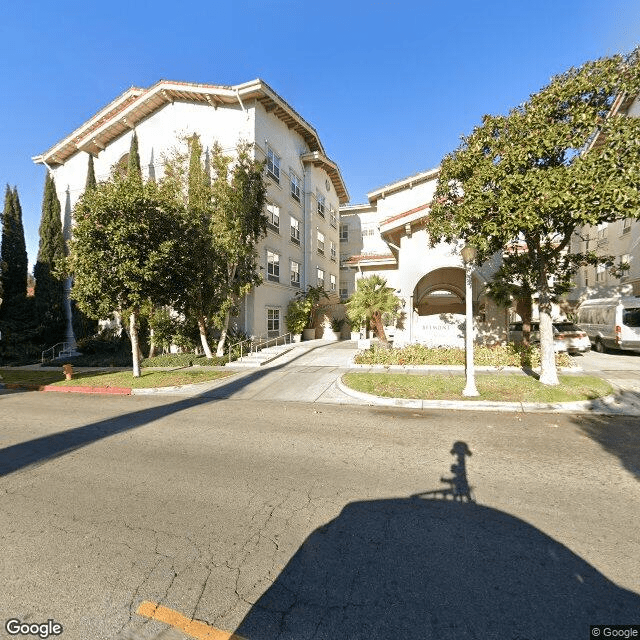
(571, 411, 640, 480)
(0, 344, 332, 477)
(233, 442, 639, 640)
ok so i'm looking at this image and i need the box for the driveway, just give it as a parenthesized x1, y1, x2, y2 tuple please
(199, 339, 363, 404)
(573, 348, 640, 391)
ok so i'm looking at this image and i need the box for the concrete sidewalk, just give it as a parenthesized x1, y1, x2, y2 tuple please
(141, 340, 640, 415)
(4, 340, 640, 415)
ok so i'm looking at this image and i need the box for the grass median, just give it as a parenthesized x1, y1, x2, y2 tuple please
(342, 372, 613, 403)
(0, 369, 236, 389)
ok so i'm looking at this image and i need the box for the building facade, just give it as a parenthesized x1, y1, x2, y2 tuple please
(33, 79, 348, 339)
(568, 94, 640, 306)
(340, 169, 506, 347)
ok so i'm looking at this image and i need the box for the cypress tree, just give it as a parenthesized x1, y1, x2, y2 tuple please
(0, 185, 28, 315)
(128, 131, 142, 179)
(86, 153, 97, 191)
(0, 186, 36, 363)
(34, 174, 66, 344)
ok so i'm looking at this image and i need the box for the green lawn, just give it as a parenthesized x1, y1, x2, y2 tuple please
(342, 372, 612, 403)
(0, 369, 235, 389)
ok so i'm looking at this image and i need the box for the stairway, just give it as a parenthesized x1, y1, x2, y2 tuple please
(225, 342, 296, 368)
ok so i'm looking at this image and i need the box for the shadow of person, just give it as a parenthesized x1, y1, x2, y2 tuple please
(417, 440, 474, 502)
(234, 444, 639, 639)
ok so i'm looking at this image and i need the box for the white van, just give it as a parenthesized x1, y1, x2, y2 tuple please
(575, 297, 640, 353)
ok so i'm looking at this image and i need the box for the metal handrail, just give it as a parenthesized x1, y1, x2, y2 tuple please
(228, 332, 293, 363)
(228, 336, 255, 364)
(41, 342, 70, 364)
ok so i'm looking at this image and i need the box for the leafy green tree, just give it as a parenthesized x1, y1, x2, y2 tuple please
(428, 51, 640, 385)
(69, 154, 100, 342)
(68, 170, 182, 377)
(346, 275, 401, 344)
(164, 135, 220, 358)
(285, 285, 329, 335)
(211, 142, 267, 356)
(34, 174, 66, 345)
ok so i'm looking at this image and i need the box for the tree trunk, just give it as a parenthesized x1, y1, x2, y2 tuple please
(130, 310, 141, 378)
(148, 326, 156, 359)
(216, 309, 231, 357)
(198, 315, 213, 358)
(537, 288, 559, 386)
(372, 311, 387, 344)
(516, 295, 533, 347)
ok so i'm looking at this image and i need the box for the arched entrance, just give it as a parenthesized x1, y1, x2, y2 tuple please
(410, 267, 468, 347)
(413, 267, 466, 316)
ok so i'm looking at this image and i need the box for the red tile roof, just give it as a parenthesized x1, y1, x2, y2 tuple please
(380, 202, 430, 226)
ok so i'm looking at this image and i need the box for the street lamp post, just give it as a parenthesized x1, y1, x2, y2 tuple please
(461, 244, 479, 397)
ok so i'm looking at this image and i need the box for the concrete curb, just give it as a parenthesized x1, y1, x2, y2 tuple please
(347, 360, 582, 373)
(0, 382, 132, 395)
(336, 375, 640, 416)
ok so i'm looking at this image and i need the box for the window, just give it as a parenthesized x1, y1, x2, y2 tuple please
(290, 216, 300, 245)
(267, 308, 280, 337)
(597, 222, 608, 241)
(330, 274, 337, 291)
(266, 145, 280, 183)
(340, 224, 349, 243)
(340, 287, 349, 300)
(330, 241, 336, 261)
(362, 227, 376, 237)
(267, 250, 280, 282)
(290, 172, 301, 202)
(317, 231, 325, 255)
(317, 268, 325, 288)
(329, 205, 337, 228)
(317, 193, 326, 217)
(290, 260, 300, 287)
(266, 203, 280, 233)
(623, 218, 632, 234)
(596, 263, 606, 283)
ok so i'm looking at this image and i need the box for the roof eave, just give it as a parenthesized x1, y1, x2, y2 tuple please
(367, 166, 440, 203)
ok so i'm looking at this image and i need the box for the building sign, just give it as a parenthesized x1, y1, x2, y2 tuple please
(413, 313, 465, 348)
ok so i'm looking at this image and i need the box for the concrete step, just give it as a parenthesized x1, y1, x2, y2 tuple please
(226, 344, 296, 368)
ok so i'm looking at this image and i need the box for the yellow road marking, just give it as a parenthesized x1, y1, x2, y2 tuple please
(136, 601, 247, 640)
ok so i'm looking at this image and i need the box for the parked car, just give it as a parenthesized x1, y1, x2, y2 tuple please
(508, 321, 591, 354)
(575, 297, 640, 353)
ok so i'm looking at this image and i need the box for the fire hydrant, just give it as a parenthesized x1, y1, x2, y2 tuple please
(62, 364, 73, 380)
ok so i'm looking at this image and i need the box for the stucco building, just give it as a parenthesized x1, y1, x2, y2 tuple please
(567, 93, 640, 306)
(340, 169, 506, 347)
(33, 79, 348, 340)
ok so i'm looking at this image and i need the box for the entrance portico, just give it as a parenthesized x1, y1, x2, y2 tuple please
(340, 168, 506, 346)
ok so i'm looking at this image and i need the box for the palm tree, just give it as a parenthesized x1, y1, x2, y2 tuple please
(346, 275, 400, 344)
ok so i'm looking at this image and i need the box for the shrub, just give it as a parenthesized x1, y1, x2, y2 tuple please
(141, 353, 196, 367)
(193, 355, 229, 366)
(354, 342, 573, 368)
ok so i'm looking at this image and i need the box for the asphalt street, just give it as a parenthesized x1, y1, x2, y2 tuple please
(0, 388, 638, 640)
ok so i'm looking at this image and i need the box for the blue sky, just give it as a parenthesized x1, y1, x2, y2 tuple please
(1, 0, 638, 269)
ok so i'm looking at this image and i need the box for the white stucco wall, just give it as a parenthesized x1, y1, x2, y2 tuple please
(46, 89, 345, 341)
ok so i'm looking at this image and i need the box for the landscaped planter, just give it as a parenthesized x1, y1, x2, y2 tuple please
(303, 328, 316, 341)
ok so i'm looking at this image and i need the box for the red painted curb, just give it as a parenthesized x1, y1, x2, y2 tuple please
(41, 385, 132, 395)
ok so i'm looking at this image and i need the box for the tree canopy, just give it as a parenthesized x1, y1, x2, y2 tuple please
(68, 141, 183, 376)
(0, 186, 28, 315)
(427, 51, 640, 384)
(34, 173, 66, 345)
